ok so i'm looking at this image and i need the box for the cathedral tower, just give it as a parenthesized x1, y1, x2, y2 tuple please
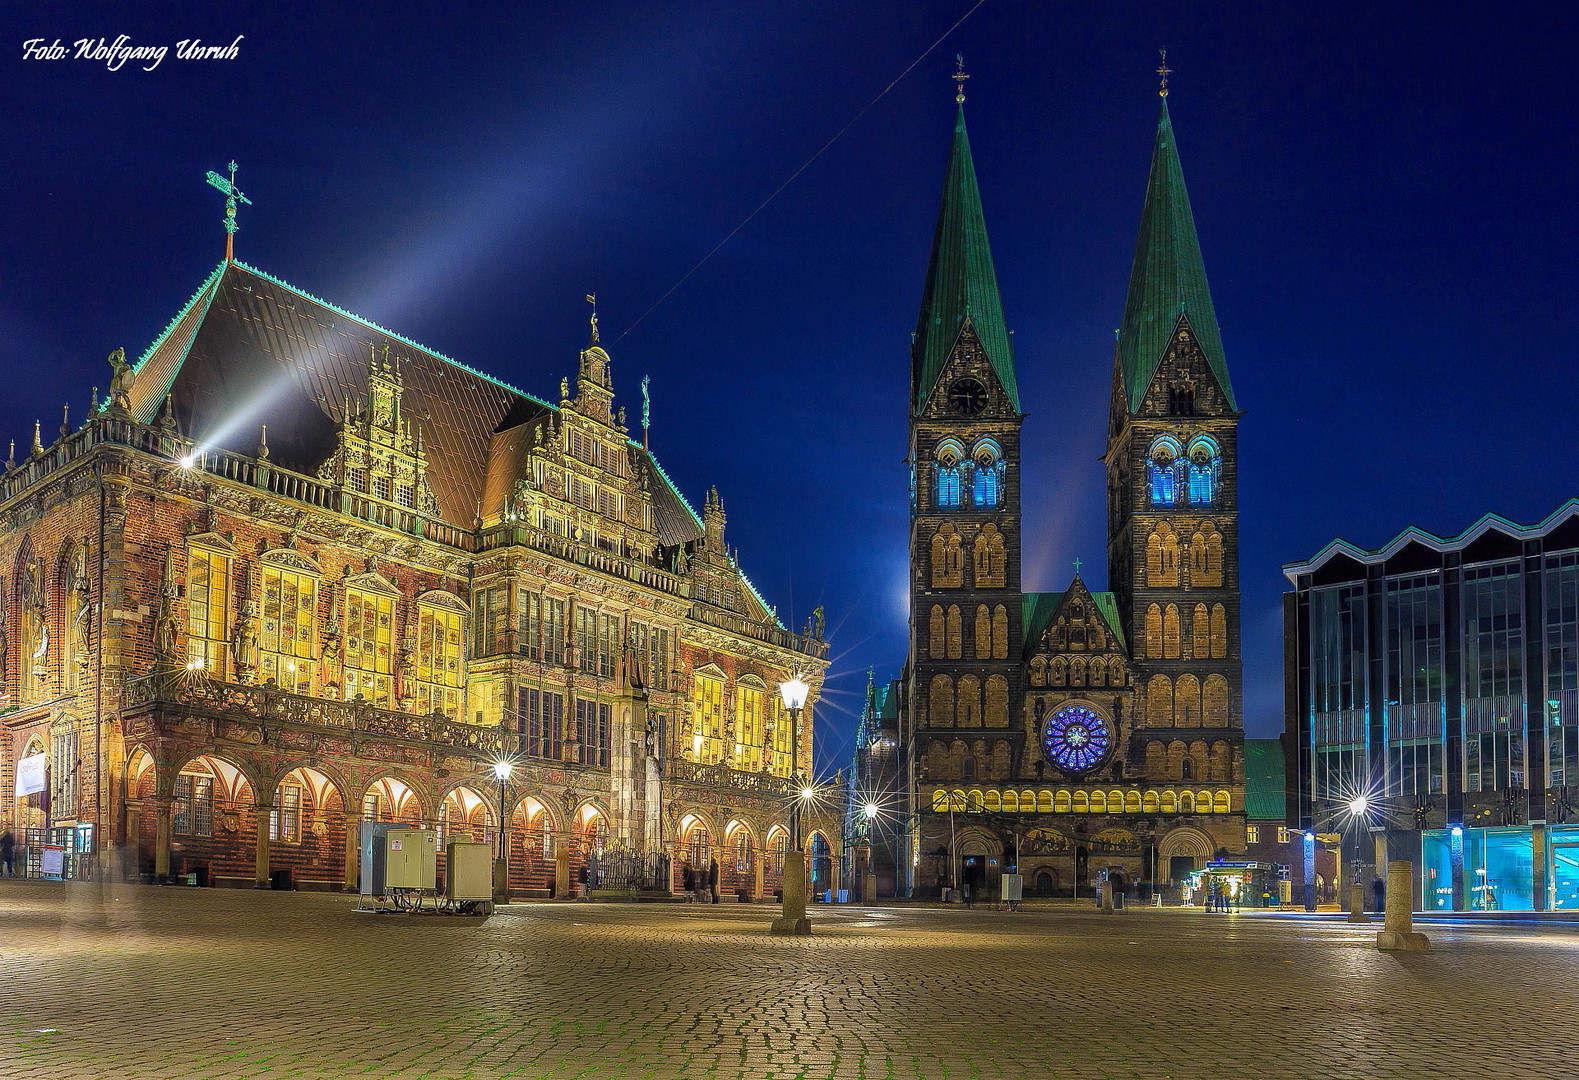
(908, 89, 1025, 790)
(1105, 94, 1243, 785)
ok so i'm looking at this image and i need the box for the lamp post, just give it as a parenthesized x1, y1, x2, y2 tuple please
(862, 801, 879, 903)
(771, 675, 812, 935)
(492, 760, 513, 906)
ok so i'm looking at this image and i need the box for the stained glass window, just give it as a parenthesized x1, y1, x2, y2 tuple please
(1147, 437, 1182, 506)
(1187, 436, 1221, 505)
(1040, 704, 1113, 774)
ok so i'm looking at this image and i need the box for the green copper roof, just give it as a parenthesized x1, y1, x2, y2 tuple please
(1243, 739, 1286, 821)
(1116, 98, 1235, 413)
(1021, 586, 1126, 654)
(912, 104, 1018, 416)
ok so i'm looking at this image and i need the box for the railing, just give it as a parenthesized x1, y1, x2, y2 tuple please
(479, 522, 690, 595)
(666, 758, 797, 796)
(1386, 701, 1444, 742)
(0, 416, 479, 551)
(126, 673, 503, 755)
(1464, 694, 1524, 735)
(1312, 708, 1367, 746)
(687, 603, 828, 659)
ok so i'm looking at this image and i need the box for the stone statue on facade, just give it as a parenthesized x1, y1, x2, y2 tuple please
(230, 601, 258, 682)
(107, 347, 136, 413)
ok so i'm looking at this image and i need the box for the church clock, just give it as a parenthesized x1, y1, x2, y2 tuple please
(947, 377, 988, 416)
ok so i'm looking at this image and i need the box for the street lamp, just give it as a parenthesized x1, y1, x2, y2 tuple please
(492, 760, 513, 906)
(862, 801, 879, 903)
(771, 675, 812, 935)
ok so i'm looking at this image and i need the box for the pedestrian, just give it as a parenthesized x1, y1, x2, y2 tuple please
(1371, 875, 1386, 915)
(681, 860, 694, 902)
(708, 858, 721, 904)
(0, 830, 13, 877)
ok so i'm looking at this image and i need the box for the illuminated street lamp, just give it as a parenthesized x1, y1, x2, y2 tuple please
(492, 760, 513, 905)
(771, 675, 812, 935)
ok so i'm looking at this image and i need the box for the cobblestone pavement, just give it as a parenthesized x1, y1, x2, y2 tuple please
(1, 880, 1575, 1080)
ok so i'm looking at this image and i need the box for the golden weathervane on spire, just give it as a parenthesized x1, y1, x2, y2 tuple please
(1156, 49, 1172, 98)
(953, 53, 969, 104)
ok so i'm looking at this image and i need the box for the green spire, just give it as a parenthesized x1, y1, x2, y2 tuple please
(912, 104, 1018, 416)
(1116, 97, 1235, 413)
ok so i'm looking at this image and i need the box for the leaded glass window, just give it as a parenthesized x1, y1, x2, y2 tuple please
(344, 588, 395, 706)
(259, 565, 316, 693)
(186, 547, 230, 675)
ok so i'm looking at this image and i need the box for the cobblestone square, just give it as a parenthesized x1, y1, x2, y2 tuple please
(1, 880, 1574, 1080)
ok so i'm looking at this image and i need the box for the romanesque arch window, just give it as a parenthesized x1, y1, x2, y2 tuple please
(1054, 790, 1072, 813)
(1147, 675, 1172, 726)
(1213, 790, 1232, 814)
(969, 439, 1004, 508)
(929, 675, 954, 728)
(972, 524, 1006, 588)
(1186, 435, 1221, 505)
(1145, 604, 1163, 658)
(1002, 789, 1019, 812)
(1160, 790, 1178, 813)
(984, 675, 1008, 727)
(1090, 790, 1107, 813)
(1203, 675, 1229, 725)
(931, 524, 964, 588)
(1210, 604, 1228, 658)
(1145, 742, 1165, 777)
(1038, 791, 1054, 812)
(1050, 657, 1067, 687)
(1175, 675, 1201, 726)
(1163, 604, 1181, 659)
(1146, 523, 1180, 587)
(935, 440, 965, 508)
(1209, 741, 1232, 781)
(1179, 790, 1195, 813)
(956, 675, 981, 727)
(1142, 790, 1159, 813)
(974, 605, 992, 660)
(1203, 530, 1225, 587)
(1192, 604, 1210, 660)
(929, 605, 945, 658)
(946, 605, 963, 659)
(992, 605, 1008, 658)
(1147, 436, 1184, 507)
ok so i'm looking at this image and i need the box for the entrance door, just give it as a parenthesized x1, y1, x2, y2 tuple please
(1169, 855, 1195, 883)
(1552, 845, 1579, 910)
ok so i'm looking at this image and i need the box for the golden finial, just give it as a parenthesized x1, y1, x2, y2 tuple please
(953, 54, 969, 104)
(1157, 49, 1172, 98)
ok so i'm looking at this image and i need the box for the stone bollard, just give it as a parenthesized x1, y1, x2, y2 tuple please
(770, 850, 812, 935)
(1348, 881, 1370, 922)
(1099, 881, 1115, 914)
(1376, 860, 1429, 952)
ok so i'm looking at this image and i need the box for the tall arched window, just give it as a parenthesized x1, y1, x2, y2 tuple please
(991, 605, 1008, 659)
(935, 440, 965, 508)
(931, 524, 964, 588)
(970, 440, 1003, 508)
(1192, 604, 1210, 660)
(1147, 675, 1172, 726)
(984, 675, 1008, 727)
(929, 675, 954, 728)
(929, 605, 945, 658)
(1186, 435, 1221, 505)
(972, 524, 1006, 588)
(974, 605, 991, 660)
(1147, 524, 1180, 587)
(956, 675, 981, 727)
(1145, 604, 1163, 658)
(1210, 604, 1228, 658)
(1204, 675, 1229, 725)
(1147, 436, 1184, 507)
(1163, 604, 1181, 659)
(1175, 675, 1201, 726)
(946, 605, 963, 659)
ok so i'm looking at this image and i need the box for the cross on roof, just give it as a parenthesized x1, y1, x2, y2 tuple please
(1156, 50, 1172, 98)
(953, 54, 969, 104)
(1072, 557, 1083, 574)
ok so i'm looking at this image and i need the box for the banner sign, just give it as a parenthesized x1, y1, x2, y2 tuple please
(15, 754, 45, 798)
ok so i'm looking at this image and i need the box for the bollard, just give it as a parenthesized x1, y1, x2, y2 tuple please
(1347, 881, 1370, 922)
(1099, 881, 1115, 914)
(1376, 860, 1429, 952)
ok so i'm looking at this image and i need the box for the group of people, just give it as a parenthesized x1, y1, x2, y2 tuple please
(1202, 879, 1241, 912)
(680, 859, 721, 904)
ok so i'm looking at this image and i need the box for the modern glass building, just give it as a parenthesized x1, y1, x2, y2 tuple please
(1284, 501, 1579, 911)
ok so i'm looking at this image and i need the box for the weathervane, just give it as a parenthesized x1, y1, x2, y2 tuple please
(953, 54, 969, 104)
(205, 161, 251, 262)
(585, 293, 599, 344)
(640, 374, 651, 449)
(1156, 49, 1172, 98)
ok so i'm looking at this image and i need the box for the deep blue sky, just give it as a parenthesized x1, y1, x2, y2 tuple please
(5, 2, 1577, 772)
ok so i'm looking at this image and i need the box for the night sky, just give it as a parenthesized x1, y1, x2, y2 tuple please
(6, 2, 1577, 773)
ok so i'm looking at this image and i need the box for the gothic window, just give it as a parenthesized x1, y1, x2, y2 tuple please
(1186, 435, 1221, 506)
(1192, 604, 1210, 660)
(1089, 658, 1106, 687)
(985, 675, 1008, 727)
(1147, 675, 1172, 726)
(974, 605, 991, 660)
(1029, 656, 1047, 686)
(186, 546, 231, 677)
(270, 779, 304, 843)
(1109, 657, 1124, 685)
(1202, 530, 1225, 587)
(1147, 436, 1184, 507)
(973, 524, 1006, 588)
(929, 675, 954, 728)
(1180, 760, 1193, 782)
(1175, 675, 1201, 726)
(970, 440, 1003, 508)
(259, 564, 317, 693)
(173, 770, 214, 837)
(1210, 604, 1228, 658)
(734, 680, 765, 769)
(344, 586, 395, 706)
(946, 605, 963, 659)
(992, 605, 1008, 659)
(1145, 604, 1163, 658)
(1070, 657, 1086, 687)
(935, 440, 965, 508)
(1163, 605, 1181, 659)
(1190, 532, 1208, 584)
(1204, 675, 1229, 726)
(1146, 523, 1180, 587)
(1050, 657, 1067, 687)
(413, 593, 467, 720)
(930, 524, 964, 588)
(929, 605, 945, 658)
(956, 675, 981, 727)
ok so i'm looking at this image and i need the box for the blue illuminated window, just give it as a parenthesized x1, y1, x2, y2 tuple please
(935, 440, 965, 508)
(1147, 437, 1183, 507)
(1186, 436, 1221, 505)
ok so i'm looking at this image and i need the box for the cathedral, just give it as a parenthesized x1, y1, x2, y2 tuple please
(851, 78, 1246, 900)
(0, 217, 829, 896)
